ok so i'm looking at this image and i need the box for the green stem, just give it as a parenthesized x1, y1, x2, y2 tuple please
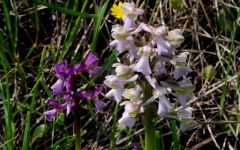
(144, 104, 155, 150)
(142, 82, 155, 150)
(74, 99, 81, 150)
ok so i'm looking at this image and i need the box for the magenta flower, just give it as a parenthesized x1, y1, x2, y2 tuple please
(43, 99, 75, 121)
(44, 52, 104, 121)
(76, 86, 106, 110)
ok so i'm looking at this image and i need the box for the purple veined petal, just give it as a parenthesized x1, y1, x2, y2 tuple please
(63, 92, 73, 101)
(131, 23, 152, 35)
(128, 47, 139, 62)
(157, 96, 172, 116)
(94, 99, 107, 111)
(48, 99, 65, 110)
(76, 91, 92, 99)
(44, 109, 58, 121)
(89, 66, 101, 76)
(76, 86, 103, 99)
(126, 74, 138, 82)
(110, 40, 118, 48)
(132, 55, 151, 76)
(121, 2, 144, 16)
(118, 115, 136, 128)
(122, 16, 135, 29)
(54, 60, 72, 79)
(116, 40, 128, 53)
(105, 88, 124, 103)
(65, 77, 73, 92)
(83, 52, 99, 71)
(93, 86, 104, 97)
(173, 67, 192, 80)
(65, 102, 75, 116)
(155, 38, 172, 55)
(71, 64, 85, 75)
(173, 92, 194, 108)
(145, 76, 157, 89)
(110, 40, 127, 53)
(51, 79, 65, 96)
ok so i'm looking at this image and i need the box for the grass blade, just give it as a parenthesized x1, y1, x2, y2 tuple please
(22, 47, 46, 150)
(91, 0, 110, 53)
(170, 120, 179, 150)
(0, 59, 13, 150)
(35, 0, 96, 18)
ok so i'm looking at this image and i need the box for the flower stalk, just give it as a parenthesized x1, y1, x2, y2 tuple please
(74, 99, 81, 150)
(142, 83, 155, 150)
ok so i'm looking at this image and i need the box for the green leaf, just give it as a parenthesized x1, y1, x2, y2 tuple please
(32, 124, 49, 143)
(171, 0, 186, 11)
(35, 0, 96, 18)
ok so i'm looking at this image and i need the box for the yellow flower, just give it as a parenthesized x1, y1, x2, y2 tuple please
(111, 2, 125, 19)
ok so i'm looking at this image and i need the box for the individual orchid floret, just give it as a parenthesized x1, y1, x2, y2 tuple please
(51, 79, 65, 95)
(76, 86, 106, 110)
(132, 45, 152, 76)
(132, 23, 168, 39)
(166, 29, 184, 46)
(144, 76, 172, 115)
(157, 95, 172, 116)
(112, 63, 133, 79)
(118, 100, 142, 128)
(122, 85, 142, 100)
(44, 109, 58, 121)
(177, 107, 198, 132)
(104, 75, 138, 103)
(51, 61, 73, 95)
(120, 2, 144, 28)
(173, 78, 195, 108)
(171, 52, 193, 80)
(44, 99, 75, 121)
(132, 23, 173, 55)
(54, 60, 73, 78)
(110, 25, 136, 56)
